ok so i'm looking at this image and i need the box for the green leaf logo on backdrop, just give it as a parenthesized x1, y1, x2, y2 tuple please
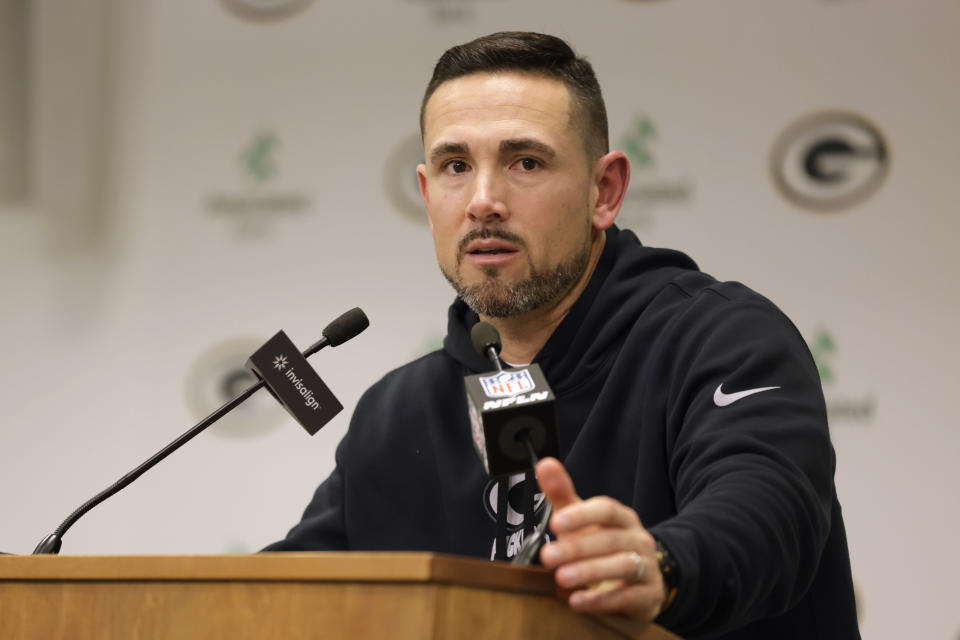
(807, 327, 875, 424)
(204, 128, 311, 237)
(620, 115, 658, 170)
(242, 130, 279, 183)
(809, 328, 837, 385)
(617, 113, 694, 229)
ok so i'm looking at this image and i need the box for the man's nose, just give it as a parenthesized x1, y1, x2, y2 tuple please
(466, 170, 509, 223)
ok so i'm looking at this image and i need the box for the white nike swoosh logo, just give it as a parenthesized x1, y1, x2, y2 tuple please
(713, 384, 781, 407)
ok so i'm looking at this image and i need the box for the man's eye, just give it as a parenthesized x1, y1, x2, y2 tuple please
(444, 160, 469, 173)
(518, 158, 540, 171)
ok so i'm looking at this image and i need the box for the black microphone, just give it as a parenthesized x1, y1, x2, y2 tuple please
(471, 322, 504, 372)
(246, 307, 370, 435)
(309, 307, 370, 351)
(32, 307, 369, 555)
(463, 322, 559, 477)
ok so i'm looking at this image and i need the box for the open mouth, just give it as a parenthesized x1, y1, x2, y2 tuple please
(469, 248, 516, 255)
(464, 238, 520, 257)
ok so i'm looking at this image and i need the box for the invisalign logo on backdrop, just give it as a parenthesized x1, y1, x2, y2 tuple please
(771, 111, 889, 212)
(272, 354, 288, 371)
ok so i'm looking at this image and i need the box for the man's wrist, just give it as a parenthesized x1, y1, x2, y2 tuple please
(655, 539, 679, 613)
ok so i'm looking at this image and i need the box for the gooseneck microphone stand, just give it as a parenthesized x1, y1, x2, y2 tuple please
(33, 308, 368, 554)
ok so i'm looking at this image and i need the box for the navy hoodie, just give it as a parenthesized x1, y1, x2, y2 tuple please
(265, 226, 860, 639)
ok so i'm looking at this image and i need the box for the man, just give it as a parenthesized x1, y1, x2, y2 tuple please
(267, 32, 860, 639)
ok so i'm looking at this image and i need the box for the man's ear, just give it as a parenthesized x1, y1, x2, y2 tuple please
(591, 151, 630, 230)
(417, 163, 434, 232)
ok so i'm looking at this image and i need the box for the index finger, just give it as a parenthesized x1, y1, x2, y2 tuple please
(552, 496, 642, 533)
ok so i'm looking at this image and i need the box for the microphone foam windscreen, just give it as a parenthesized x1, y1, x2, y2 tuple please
(323, 307, 370, 346)
(470, 322, 502, 357)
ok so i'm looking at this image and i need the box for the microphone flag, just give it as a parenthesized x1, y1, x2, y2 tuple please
(247, 330, 342, 435)
(464, 364, 559, 477)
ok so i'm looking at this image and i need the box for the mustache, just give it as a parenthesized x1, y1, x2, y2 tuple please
(457, 227, 527, 256)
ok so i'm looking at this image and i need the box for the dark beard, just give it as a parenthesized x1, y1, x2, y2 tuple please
(441, 228, 591, 319)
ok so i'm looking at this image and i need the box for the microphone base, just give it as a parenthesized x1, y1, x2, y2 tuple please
(32, 534, 62, 555)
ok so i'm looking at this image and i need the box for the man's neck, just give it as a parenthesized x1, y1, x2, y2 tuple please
(480, 231, 606, 365)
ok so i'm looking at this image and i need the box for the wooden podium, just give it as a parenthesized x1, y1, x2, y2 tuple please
(0, 553, 680, 639)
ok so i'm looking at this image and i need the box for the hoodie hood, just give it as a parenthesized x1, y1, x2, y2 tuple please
(443, 225, 699, 391)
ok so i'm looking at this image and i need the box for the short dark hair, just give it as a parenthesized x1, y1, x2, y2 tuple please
(420, 31, 609, 159)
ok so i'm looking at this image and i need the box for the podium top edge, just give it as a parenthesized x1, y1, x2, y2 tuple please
(0, 552, 681, 639)
(0, 551, 556, 594)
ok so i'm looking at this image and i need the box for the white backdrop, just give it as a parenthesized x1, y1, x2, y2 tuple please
(1, 1, 958, 638)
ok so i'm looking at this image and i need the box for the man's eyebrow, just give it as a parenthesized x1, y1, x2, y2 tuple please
(499, 138, 557, 159)
(429, 142, 469, 163)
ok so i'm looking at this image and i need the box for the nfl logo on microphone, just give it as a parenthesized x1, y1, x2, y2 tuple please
(479, 369, 536, 398)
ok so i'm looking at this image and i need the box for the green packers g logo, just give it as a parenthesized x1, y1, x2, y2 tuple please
(771, 111, 889, 212)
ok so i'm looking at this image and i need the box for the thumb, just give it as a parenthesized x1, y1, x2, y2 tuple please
(535, 457, 580, 511)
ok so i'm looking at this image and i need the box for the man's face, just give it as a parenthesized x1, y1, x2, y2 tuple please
(418, 72, 598, 318)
